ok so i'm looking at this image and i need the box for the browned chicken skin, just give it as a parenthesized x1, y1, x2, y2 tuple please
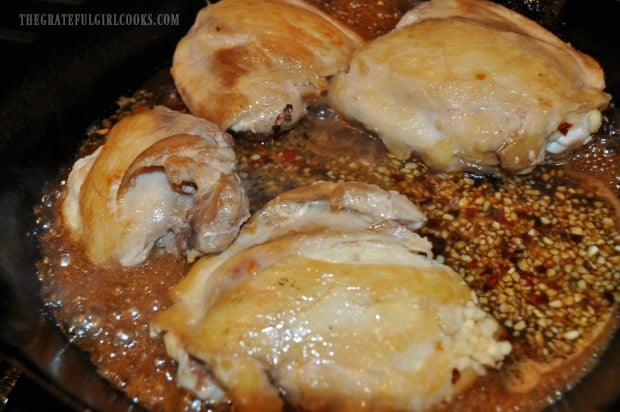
(171, 0, 364, 135)
(62, 106, 249, 266)
(153, 182, 511, 411)
(329, 0, 611, 174)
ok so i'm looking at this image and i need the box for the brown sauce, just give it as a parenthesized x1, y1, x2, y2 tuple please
(37, 71, 620, 411)
(35, 1, 619, 411)
(308, 0, 420, 40)
(37, 208, 194, 410)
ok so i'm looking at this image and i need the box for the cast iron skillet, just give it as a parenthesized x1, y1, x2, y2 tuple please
(0, 0, 203, 410)
(0, 0, 618, 411)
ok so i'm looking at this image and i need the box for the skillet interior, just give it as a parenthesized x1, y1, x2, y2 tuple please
(0, 0, 618, 411)
(0, 1, 203, 410)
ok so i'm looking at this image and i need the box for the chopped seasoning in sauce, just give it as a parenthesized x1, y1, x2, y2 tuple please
(35, 1, 619, 411)
(36, 69, 619, 412)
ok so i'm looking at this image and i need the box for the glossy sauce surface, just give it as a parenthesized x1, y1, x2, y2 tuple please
(37, 72, 619, 412)
(35, 1, 619, 411)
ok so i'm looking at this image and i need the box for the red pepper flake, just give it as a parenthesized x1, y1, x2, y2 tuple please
(557, 121, 573, 136)
(438, 195, 452, 205)
(527, 292, 549, 305)
(515, 209, 530, 219)
(488, 196, 499, 205)
(451, 368, 461, 384)
(542, 257, 555, 269)
(466, 259, 479, 269)
(420, 179, 437, 195)
(551, 314, 571, 326)
(490, 207, 513, 226)
(426, 218, 444, 228)
(471, 278, 484, 290)
(485, 274, 500, 290)
(520, 271, 535, 286)
(499, 262, 512, 273)
(464, 206, 478, 218)
(282, 149, 297, 162)
(390, 172, 405, 183)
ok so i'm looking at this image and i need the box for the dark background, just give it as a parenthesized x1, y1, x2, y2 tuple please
(0, 1, 203, 411)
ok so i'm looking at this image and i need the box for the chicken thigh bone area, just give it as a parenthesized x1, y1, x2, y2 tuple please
(62, 106, 250, 266)
(152, 181, 512, 411)
(329, 0, 611, 174)
(171, 0, 364, 136)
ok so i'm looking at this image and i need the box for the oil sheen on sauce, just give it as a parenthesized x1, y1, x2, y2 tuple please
(36, 1, 619, 411)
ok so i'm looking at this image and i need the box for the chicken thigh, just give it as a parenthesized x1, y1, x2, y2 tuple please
(62, 106, 249, 266)
(329, 0, 611, 174)
(152, 181, 511, 411)
(171, 0, 364, 136)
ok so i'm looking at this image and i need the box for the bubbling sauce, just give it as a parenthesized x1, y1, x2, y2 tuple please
(37, 201, 194, 410)
(36, 1, 619, 411)
(36, 71, 620, 411)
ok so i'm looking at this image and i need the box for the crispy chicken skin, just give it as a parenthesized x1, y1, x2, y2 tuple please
(62, 106, 249, 266)
(152, 182, 511, 411)
(171, 0, 364, 136)
(329, 0, 611, 174)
